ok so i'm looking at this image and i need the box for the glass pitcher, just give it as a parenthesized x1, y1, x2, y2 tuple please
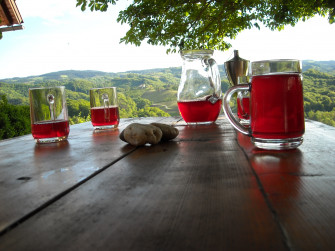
(177, 50, 222, 124)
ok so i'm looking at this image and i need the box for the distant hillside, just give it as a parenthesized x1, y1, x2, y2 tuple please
(1, 60, 334, 83)
(40, 70, 115, 80)
(1, 70, 114, 83)
(302, 60, 335, 74)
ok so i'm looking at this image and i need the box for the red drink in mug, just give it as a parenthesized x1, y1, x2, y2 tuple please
(31, 120, 70, 139)
(251, 74, 304, 139)
(90, 87, 119, 130)
(90, 106, 120, 127)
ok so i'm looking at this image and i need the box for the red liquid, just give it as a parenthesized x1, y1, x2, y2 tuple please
(91, 106, 120, 127)
(177, 99, 222, 123)
(251, 74, 305, 139)
(237, 97, 250, 119)
(31, 120, 70, 139)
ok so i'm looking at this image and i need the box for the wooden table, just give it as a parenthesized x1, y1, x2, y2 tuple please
(0, 116, 334, 250)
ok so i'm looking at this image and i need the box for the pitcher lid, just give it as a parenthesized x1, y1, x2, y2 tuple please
(226, 50, 248, 63)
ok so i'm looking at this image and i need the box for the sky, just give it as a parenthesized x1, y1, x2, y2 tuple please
(0, 0, 335, 79)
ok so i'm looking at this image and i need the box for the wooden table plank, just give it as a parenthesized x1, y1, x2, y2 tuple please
(0, 117, 287, 250)
(237, 119, 335, 250)
(1, 116, 334, 250)
(0, 117, 177, 234)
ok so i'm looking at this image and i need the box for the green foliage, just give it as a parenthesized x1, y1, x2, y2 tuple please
(76, 0, 335, 53)
(69, 113, 91, 125)
(67, 99, 91, 117)
(303, 61, 335, 75)
(0, 95, 31, 140)
(66, 79, 96, 92)
(117, 92, 138, 118)
(307, 110, 335, 127)
(303, 69, 335, 127)
(138, 107, 170, 117)
(133, 97, 152, 109)
(76, 0, 116, 12)
(142, 90, 176, 103)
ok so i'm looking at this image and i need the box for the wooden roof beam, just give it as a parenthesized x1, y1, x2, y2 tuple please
(0, 0, 23, 27)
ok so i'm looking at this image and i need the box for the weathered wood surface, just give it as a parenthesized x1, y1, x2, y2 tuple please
(0, 117, 176, 234)
(237, 119, 335, 250)
(0, 116, 334, 250)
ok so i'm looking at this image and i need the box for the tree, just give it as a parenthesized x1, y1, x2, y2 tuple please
(67, 99, 90, 117)
(76, 0, 335, 53)
(138, 106, 170, 117)
(133, 97, 152, 109)
(117, 92, 138, 118)
(0, 95, 31, 140)
(69, 112, 91, 125)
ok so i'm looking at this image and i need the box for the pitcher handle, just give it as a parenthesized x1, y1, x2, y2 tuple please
(203, 57, 221, 103)
(223, 84, 251, 136)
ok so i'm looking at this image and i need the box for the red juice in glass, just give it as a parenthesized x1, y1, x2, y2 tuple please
(177, 99, 222, 123)
(31, 120, 70, 139)
(91, 106, 120, 127)
(237, 97, 250, 120)
(250, 73, 305, 139)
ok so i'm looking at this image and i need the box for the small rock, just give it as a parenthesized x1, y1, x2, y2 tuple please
(120, 123, 163, 146)
(150, 122, 179, 141)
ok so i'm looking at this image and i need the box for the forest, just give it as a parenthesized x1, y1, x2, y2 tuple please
(0, 60, 334, 140)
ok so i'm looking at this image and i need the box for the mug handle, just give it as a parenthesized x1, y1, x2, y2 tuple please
(223, 84, 251, 136)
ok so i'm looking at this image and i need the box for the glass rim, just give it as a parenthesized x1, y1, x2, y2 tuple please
(251, 72, 302, 76)
(29, 86, 65, 91)
(89, 87, 117, 91)
(251, 59, 302, 75)
(252, 59, 301, 64)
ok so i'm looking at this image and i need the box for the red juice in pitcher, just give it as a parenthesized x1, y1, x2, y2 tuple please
(31, 120, 70, 139)
(177, 99, 222, 123)
(91, 106, 120, 127)
(237, 97, 250, 120)
(251, 74, 305, 139)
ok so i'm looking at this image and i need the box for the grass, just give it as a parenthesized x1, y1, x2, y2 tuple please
(142, 89, 179, 116)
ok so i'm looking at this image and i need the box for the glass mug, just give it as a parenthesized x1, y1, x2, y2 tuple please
(177, 50, 222, 124)
(90, 87, 120, 130)
(29, 86, 70, 143)
(223, 59, 305, 150)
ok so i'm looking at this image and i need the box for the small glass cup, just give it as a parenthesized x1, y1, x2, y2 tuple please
(90, 87, 120, 130)
(29, 86, 70, 143)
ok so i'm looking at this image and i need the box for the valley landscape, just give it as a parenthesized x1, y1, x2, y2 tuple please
(1, 60, 335, 140)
